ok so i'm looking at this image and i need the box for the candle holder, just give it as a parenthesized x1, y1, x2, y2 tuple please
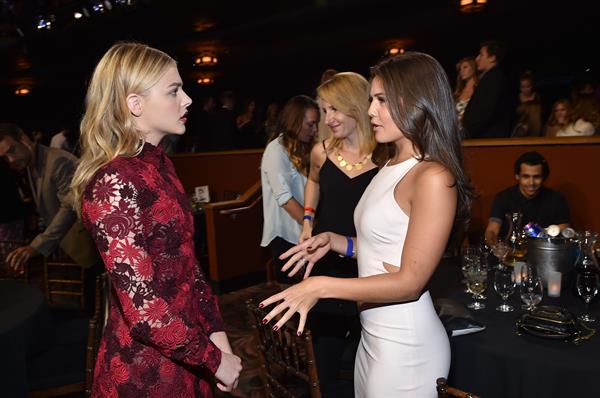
(547, 271, 562, 297)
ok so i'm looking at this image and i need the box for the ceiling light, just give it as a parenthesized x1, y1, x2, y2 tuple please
(459, 0, 488, 13)
(15, 88, 31, 96)
(74, 11, 83, 19)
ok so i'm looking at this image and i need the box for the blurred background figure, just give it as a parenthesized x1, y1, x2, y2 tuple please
(544, 99, 572, 137)
(236, 99, 263, 148)
(261, 102, 280, 146)
(454, 57, 479, 121)
(555, 96, 598, 136)
(512, 71, 542, 137)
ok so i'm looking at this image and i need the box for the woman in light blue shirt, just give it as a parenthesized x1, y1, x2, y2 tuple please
(261, 95, 319, 282)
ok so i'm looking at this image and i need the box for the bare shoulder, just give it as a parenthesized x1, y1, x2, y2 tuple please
(310, 140, 328, 165)
(415, 161, 455, 186)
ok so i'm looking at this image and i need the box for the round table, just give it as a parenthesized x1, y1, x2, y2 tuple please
(448, 268, 600, 398)
(0, 280, 55, 398)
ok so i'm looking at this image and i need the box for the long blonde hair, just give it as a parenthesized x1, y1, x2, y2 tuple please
(317, 72, 375, 157)
(71, 42, 176, 216)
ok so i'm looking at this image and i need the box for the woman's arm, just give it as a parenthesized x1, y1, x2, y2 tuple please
(300, 143, 326, 241)
(261, 164, 457, 334)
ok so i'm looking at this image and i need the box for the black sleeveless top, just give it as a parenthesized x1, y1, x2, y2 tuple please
(312, 142, 378, 279)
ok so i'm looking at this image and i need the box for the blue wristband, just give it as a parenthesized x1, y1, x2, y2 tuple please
(345, 236, 354, 257)
(303, 215, 313, 221)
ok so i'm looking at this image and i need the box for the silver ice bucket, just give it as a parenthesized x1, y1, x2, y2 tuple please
(527, 237, 575, 290)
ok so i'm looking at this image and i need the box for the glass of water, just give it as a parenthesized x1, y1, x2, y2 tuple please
(466, 262, 488, 310)
(494, 268, 516, 312)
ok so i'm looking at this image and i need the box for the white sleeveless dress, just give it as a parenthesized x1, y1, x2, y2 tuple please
(353, 157, 451, 397)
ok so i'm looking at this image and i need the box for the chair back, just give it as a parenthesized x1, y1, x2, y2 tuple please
(44, 249, 87, 309)
(436, 377, 480, 398)
(246, 298, 321, 398)
(0, 240, 29, 280)
(85, 273, 111, 397)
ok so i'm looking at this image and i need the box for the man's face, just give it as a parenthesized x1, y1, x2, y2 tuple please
(475, 46, 495, 72)
(516, 163, 544, 199)
(0, 136, 32, 171)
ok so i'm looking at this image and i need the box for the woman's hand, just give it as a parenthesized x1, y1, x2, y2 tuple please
(280, 233, 331, 279)
(215, 351, 242, 392)
(299, 221, 313, 242)
(259, 276, 325, 335)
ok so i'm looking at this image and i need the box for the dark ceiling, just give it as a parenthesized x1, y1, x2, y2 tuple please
(0, 0, 596, 131)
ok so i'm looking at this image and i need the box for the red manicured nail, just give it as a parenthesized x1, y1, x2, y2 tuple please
(258, 303, 264, 308)
(262, 318, 268, 324)
(272, 325, 279, 331)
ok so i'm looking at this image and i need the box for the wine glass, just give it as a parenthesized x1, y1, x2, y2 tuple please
(461, 246, 480, 293)
(576, 271, 599, 322)
(466, 261, 487, 310)
(491, 240, 510, 269)
(494, 268, 516, 312)
(520, 264, 543, 311)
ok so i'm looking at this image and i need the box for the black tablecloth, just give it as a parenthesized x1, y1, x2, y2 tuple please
(0, 280, 55, 398)
(437, 262, 600, 398)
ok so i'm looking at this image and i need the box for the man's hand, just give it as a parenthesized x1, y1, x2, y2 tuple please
(6, 245, 39, 274)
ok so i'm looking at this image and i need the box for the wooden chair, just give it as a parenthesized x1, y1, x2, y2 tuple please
(28, 273, 110, 398)
(0, 239, 29, 280)
(436, 377, 480, 398)
(44, 249, 86, 310)
(85, 273, 111, 396)
(246, 298, 321, 398)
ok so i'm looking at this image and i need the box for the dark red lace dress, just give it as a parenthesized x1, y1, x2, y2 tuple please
(82, 143, 224, 397)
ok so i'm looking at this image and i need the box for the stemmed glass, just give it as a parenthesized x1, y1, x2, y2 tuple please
(519, 263, 543, 311)
(494, 268, 516, 312)
(576, 271, 599, 322)
(466, 260, 488, 310)
(491, 240, 510, 269)
(461, 246, 481, 293)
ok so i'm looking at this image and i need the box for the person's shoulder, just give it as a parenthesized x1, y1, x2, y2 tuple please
(494, 185, 517, 200)
(540, 186, 567, 201)
(414, 161, 455, 189)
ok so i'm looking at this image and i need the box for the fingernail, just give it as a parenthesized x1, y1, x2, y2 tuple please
(272, 325, 279, 331)
(262, 318, 268, 324)
(258, 303, 264, 308)
(297, 331, 302, 336)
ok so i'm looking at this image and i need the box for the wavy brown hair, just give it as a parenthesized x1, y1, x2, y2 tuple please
(370, 52, 473, 222)
(270, 95, 319, 176)
(454, 57, 479, 99)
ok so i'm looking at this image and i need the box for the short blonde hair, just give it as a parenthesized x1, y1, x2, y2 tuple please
(71, 42, 176, 215)
(317, 72, 375, 156)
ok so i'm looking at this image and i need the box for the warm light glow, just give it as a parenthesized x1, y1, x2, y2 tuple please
(459, 0, 488, 13)
(197, 77, 214, 85)
(15, 88, 31, 96)
(195, 55, 218, 65)
(389, 48, 399, 55)
(74, 11, 83, 19)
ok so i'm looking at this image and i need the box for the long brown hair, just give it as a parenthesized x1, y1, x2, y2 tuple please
(270, 95, 319, 176)
(370, 52, 473, 222)
(454, 57, 478, 99)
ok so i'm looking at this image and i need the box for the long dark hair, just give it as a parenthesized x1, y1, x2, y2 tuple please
(269, 95, 318, 176)
(370, 52, 473, 222)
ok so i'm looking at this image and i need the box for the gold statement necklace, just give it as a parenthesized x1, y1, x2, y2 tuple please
(335, 151, 372, 171)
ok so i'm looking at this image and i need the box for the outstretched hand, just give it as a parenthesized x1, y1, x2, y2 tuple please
(280, 232, 331, 279)
(259, 276, 324, 335)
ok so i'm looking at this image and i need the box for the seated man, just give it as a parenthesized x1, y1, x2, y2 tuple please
(485, 151, 570, 245)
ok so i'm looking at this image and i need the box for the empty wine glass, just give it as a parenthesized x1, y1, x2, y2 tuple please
(494, 268, 516, 312)
(576, 271, 599, 322)
(466, 261, 488, 310)
(520, 263, 543, 311)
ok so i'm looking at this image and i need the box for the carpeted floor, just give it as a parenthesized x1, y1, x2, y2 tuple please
(215, 282, 284, 398)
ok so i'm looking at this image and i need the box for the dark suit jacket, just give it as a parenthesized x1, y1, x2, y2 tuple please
(462, 66, 511, 138)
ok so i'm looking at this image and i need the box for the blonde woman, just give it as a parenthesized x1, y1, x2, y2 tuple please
(299, 72, 380, 396)
(71, 42, 241, 397)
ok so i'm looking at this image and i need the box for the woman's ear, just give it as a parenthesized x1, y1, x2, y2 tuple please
(127, 93, 143, 117)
